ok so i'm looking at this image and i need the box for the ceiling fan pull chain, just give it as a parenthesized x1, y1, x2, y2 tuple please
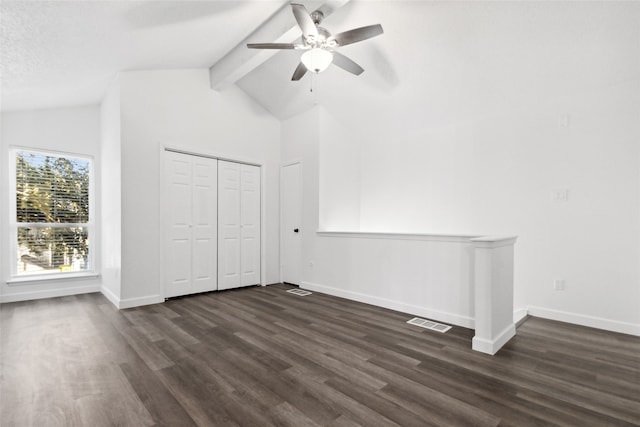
(313, 75, 321, 106)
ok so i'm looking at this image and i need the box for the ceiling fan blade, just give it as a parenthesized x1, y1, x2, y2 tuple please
(291, 3, 318, 39)
(291, 62, 308, 81)
(332, 52, 364, 76)
(247, 43, 298, 50)
(332, 24, 383, 47)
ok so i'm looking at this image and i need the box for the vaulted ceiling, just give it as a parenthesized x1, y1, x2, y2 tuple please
(2, 1, 639, 123)
(0, 0, 286, 111)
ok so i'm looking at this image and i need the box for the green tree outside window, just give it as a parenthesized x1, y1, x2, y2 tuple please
(15, 150, 92, 275)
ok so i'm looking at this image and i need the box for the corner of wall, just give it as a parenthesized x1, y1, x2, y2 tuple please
(100, 74, 123, 304)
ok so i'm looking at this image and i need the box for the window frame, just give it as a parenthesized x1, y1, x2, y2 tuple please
(8, 147, 96, 282)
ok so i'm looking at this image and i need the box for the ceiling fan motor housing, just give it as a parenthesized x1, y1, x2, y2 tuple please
(305, 27, 334, 49)
(310, 10, 324, 25)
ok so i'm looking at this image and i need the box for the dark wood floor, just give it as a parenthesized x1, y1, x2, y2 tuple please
(1, 283, 639, 427)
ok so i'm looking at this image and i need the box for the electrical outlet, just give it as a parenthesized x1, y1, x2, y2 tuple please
(552, 189, 569, 202)
(554, 279, 565, 291)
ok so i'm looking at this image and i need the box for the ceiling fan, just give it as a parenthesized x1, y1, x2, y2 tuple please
(247, 3, 383, 81)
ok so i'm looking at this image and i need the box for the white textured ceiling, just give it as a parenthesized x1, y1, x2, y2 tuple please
(2, 1, 638, 119)
(1, 0, 286, 111)
(238, 1, 640, 121)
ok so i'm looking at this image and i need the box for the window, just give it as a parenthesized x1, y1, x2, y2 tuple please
(10, 149, 94, 278)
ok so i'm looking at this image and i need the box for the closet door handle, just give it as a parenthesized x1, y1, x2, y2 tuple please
(294, 228, 299, 233)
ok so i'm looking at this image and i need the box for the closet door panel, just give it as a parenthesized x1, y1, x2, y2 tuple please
(192, 158, 218, 293)
(240, 164, 261, 286)
(165, 152, 193, 298)
(217, 161, 242, 290)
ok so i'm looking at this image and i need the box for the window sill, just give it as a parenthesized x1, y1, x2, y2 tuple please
(7, 272, 100, 286)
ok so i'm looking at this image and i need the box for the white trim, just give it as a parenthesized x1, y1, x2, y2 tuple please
(8, 147, 96, 280)
(317, 231, 477, 243)
(470, 235, 518, 249)
(99, 286, 164, 310)
(118, 294, 163, 310)
(158, 144, 167, 300)
(0, 284, 100, 303)
(100, 285, 120, 308)
(260, 161, 266, 286)
(301, 280, 475, 329)
(159, 145, 267, 297)
(163, 144, 262, 168)
(527, 306, 640, 337)
(7, 272, 99, 285)
(514, 307, 528, 325)
(472, 323, 516, 355)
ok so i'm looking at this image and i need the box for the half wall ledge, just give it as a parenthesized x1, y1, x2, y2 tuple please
(315, 231, 518, 355)
(470, 235, 518, 355)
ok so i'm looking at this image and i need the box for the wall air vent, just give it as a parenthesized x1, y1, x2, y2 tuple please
(286, 288, 312, 296)
(407, 317, 451, 333)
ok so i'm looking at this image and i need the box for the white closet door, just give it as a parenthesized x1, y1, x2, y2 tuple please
(164, 151, 218, 298)
(191, 157, 218, 293)
(165, 152, 193, 298)
(240, 164, 260, 286)
(218, 161, 242, 290)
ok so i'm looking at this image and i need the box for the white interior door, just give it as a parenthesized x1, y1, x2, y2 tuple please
(218, 160, 242, 290)
(165, 152, 192, 298)
(282, 163, 301, 285)
(165, 151, 218, 298)
(240, 164, 260, 286)
(191, 157, 218, 293)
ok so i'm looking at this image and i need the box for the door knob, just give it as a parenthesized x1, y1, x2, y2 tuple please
(294, 228, 299, 233)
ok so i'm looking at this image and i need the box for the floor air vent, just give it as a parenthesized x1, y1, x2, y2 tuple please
(407, 317, 452, 333)
(286, 288, 312, 296)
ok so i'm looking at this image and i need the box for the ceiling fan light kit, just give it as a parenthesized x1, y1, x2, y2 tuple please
(301, 48, 333, 73)
(247, 3, 383, 81)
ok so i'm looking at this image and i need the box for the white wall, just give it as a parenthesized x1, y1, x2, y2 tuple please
(0, 106, 102, 302)
(318, 109, 361, 231)
(284, 2, 640, 334)
(100, 76, 122, 305)
(283, 107, 481, 329)
(118, 69, 280, 305)
(356, 81, 640, 331)
(349, 3, 640, 331)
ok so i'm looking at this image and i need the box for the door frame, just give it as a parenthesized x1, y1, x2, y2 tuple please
(159, 144, 265, 300)
(280, 160, 303, 285)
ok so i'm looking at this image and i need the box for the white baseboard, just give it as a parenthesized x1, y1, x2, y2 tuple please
(99, 286, 162, 309)
(118, 294, 163, 309)
(472, 323, 516, 355)
(100, 285, 120, 308)
(527, 306, 640, 337)
(0, 284, 100, 303)
(514, 307, 528, 325)
(300, 282, 640, 339)
(301, 281, 475, 329)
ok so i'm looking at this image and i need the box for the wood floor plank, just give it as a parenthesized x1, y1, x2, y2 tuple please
(119, 361, 198, 427)
(233, 330, 337, 382)
(325, 375, 438, 427)
(2, 285, 639, 426)
(1, 295, 155, 427)
(156, 360, 241, 426)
